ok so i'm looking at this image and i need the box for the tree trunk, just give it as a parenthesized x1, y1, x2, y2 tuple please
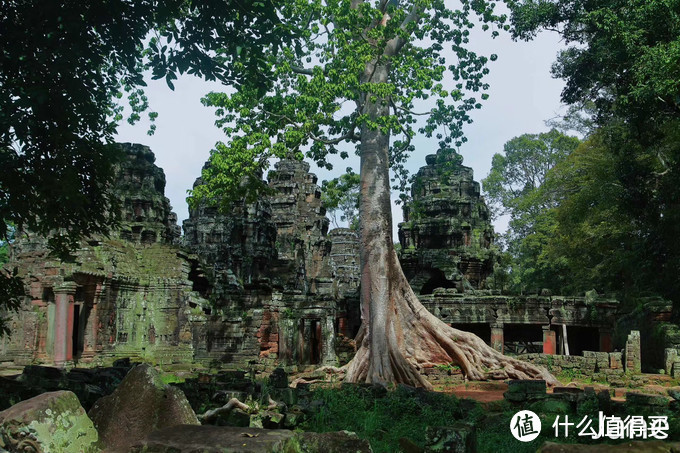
(343, 62, 558, 389)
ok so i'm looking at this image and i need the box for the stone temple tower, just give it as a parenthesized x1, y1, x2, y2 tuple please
(398, 148, 497, 293)
(267, 158, 333, 295)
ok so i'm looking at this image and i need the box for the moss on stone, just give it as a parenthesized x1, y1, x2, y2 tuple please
(0, 391, 99, 453)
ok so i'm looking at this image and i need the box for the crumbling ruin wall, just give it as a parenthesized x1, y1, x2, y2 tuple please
(183, 158, 360, 369)
(0, 144, 206, 367)
(182, 166, 277, 299)
(267, 159, 333, 294)
(115, 144, 182, 245)
(1, 144, 624, 371)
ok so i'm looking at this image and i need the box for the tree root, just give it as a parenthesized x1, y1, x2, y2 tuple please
(199, 397, 251, 423)
(342, 249, 559, 388)
(290, 365, 348, 388)
(198, 395, 281, 423)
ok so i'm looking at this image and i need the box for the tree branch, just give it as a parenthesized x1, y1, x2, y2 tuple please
(383, 2, 423, 57)
(290, 66, 315, 75)
(390, 98, 413, 153)
(394, 104, 432, 116)
(308, 128, 360, 145)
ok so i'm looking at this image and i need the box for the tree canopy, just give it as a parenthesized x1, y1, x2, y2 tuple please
(506, 0, 680, 308)
(321, 170, 361, 230)
(509, 0, 680, 128)
(189, 0, 506, 207)
(482, 129, 580, 293)
(1, 0, 289, 253)
(191, 0, 557, 387)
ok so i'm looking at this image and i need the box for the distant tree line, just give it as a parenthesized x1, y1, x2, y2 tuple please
(484, 0, 680, 316)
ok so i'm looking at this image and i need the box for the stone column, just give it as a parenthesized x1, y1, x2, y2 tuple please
(599, 327, 613, 353)
(80, 283, 102, 361)
(664, 348, 679, 375)
(624, 330, 641, 374)
(53, 282, 77, 368)
(490, 322, 504, 353)
(542, 326, 557, 355)
(321, 316, 338, 366)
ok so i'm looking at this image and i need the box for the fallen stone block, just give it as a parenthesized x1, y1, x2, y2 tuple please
(625, 392, 670, 408)
(88, 364, 199, 452)
(424, 423, 476, 453)
(0, 390, 98, 453)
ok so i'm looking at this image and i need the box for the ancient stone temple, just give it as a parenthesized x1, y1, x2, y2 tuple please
(397, 149, 619, 357)
(116, 144, 182, 245)
(182, 165, 277, 298)
(399, 148, 497, 293)
(182, 157, 360, 368)
(0, 143, 623, 372)
(267, 158, 333, 294)
(0, 143, 203, 367)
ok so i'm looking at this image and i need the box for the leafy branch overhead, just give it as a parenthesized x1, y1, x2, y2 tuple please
(1, 0, 293, 253)
(322, 170, 361, 230)
(191, 0, 508, 208)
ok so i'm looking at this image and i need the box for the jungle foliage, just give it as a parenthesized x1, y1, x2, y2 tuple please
(496, 0, 680, 308)
(482, 129, 580, 294)
(321, 170, 361, 230)
(0, 0, 290, 254)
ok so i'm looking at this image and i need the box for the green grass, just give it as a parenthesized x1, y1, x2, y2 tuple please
(301, 384, 483, 453)
(299, 384, 680, 453)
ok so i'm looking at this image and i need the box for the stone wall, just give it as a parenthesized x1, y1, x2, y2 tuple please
(516, 331, 645, 386)
(419, 291, 618, 355)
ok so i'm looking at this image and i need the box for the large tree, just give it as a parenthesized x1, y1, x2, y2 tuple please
(482, 129, 580, 293)
(192, 0, 556, 387)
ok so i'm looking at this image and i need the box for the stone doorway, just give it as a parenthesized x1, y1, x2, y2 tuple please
(309, 319, 321, 365)
(450, 323, 490, 344)
(72, 304, 82, 359)
(503, 324, 543, 354)
(296, 318, 323, 365)
(564, 326, 599, 356)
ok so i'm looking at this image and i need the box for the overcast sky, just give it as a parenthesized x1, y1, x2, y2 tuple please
(115, 25, 567, 237)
